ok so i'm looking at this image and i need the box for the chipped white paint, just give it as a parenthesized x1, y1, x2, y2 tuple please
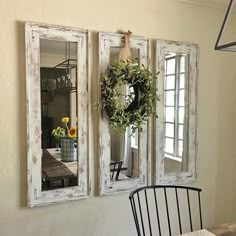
(25, 22, 90, 207)
(98, 32, 149, 195)
(155, 40, 199, 184)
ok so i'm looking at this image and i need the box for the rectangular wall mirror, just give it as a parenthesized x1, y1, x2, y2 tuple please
(25, 23, 89, 207)
(155, 40, 199, 184)
(98, 32, 149, 195)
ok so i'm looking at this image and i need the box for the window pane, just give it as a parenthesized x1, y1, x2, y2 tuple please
(179, 124, 183, 139)
(165, 138, 174, 153)
(179, 90, 185, 106)
(179, 107, 185, 123)
(131, 128, 138, 148)
(165, 107, 174, 122)
(165, 91, 175, 106)
(180, 56, 186, 73)
(179, 73, 185, 89)
(165, 75, 175, 90)
(165, 123, 174, 138)
(166, 58, 176, 74)
(178, 140, 183, 156)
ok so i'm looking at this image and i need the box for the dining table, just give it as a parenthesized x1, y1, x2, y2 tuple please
(180, 222, 236, 236)
(208, 221, 236, 235)
(42, 148, 77, 189)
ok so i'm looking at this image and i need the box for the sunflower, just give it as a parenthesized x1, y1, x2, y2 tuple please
(68, 127, 77, 139)
(61, 117, 69, 124)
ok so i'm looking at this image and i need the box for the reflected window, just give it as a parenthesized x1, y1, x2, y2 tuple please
(164, 53, 187, 162)
(156, 40, 198, 184)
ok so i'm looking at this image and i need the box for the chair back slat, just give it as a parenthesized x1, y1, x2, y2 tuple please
(131, 197, 142, 236)
(137, 192, 146, 236)
(175, 187, 182, 234)
(164, 188, 172, 236)
(187, 189, 193, 232)
(111, 164, 115, 179)
(198, 192, 203, 229)
(153, 188, 162, 236)
(144, 190, 153, 236)
(129, 185, 203, 236)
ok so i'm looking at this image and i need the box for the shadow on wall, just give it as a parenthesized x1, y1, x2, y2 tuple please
(215, 59, 236, 224)
(16, 21, 28, 208)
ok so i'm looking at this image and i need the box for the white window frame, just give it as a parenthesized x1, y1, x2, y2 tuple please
(164, 54, 187, 162)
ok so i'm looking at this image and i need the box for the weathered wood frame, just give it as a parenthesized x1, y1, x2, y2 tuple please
(155, 40, 199, 184)
(98, 32, 149, 195)
(25, 23, 90, 207)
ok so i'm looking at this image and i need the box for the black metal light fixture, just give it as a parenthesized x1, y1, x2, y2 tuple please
(215, 0, 236, 52)
(53, 42, 77, 91)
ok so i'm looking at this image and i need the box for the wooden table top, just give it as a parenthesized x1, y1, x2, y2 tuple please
(208, 222, 236, 235)
(42, 149, 77, 179)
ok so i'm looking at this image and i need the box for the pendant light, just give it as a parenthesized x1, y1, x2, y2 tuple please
(215, 0, 236, 52)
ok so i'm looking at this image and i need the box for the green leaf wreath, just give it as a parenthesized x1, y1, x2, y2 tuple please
(101, 60, 159, 134)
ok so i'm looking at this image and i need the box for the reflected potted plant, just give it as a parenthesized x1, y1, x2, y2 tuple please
(51, 126, 66, 154)
(51, 117, 77, 162)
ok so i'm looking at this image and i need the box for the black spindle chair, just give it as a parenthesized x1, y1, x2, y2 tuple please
(129, 185, 203, 236)
(110, 160, 123, 181)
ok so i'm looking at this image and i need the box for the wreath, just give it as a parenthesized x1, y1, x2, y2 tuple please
(101, 60, 158, 134)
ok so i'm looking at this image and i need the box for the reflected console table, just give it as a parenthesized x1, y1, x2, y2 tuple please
(42, 149, 77, 190)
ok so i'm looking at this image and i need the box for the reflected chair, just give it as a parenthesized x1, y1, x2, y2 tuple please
(129, 185, 203, 236)
(110, 160, 123, 181)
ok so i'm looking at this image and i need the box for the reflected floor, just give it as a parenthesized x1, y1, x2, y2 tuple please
(164, 158, 182, 173)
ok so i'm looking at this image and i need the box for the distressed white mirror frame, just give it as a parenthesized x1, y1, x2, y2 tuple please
(98, 32, 149, 195)
(155, 40, 199, 184)
(25, 23, 90, 207)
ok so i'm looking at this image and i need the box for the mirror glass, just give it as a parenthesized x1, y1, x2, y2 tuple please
(163, 52, 188, 174)
(40, 39, 78, 191)
(109, 47, 140, 181)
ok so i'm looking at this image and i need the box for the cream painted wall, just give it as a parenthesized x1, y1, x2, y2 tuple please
(0, 0, 236, 235)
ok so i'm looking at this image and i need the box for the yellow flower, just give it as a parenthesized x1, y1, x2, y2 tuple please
(51, 129, 56, 135)
(68, 127, 77, 138)
(61, 117, 69, 124)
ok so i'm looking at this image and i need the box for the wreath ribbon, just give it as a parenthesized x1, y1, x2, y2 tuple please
(119, 30, 132, 62)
